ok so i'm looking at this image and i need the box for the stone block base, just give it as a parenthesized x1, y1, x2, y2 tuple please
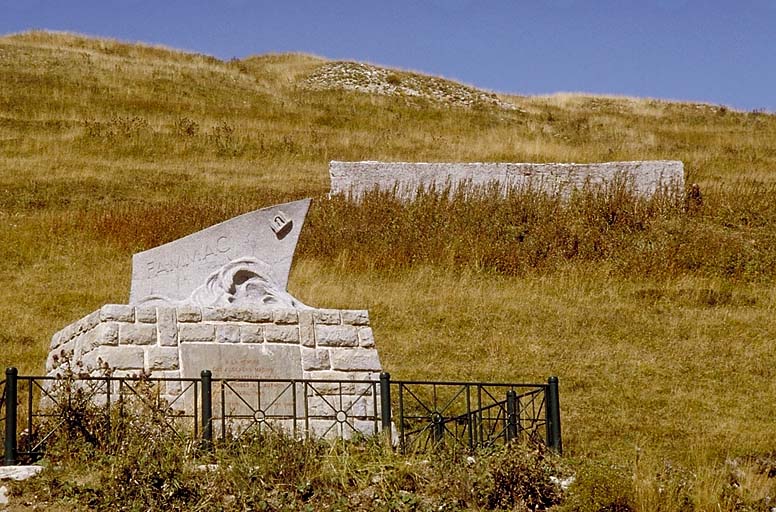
(46, 304, 383, 436)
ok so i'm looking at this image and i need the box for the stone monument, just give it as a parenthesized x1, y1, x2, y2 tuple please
(129, 199, 310, 305)
(46, 199, 383, 437)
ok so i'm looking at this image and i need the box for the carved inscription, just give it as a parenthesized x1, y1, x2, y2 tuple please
(145, 236, 232, 278)
(180, 344, 303, 417)
(222, 357, 275, 379)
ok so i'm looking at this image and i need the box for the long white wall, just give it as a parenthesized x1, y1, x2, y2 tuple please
(329, 160, 685, 199)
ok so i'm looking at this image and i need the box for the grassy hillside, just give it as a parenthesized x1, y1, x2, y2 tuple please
(2, 30, 776, 508)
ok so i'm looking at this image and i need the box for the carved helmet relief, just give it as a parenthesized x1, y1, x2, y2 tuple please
(270, 210, 293, 239)
(139, 257, 309, 308)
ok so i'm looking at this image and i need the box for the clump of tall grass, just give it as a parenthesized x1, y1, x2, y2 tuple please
(302, 181, 776, 281)
(58, 179, 776, 282)
(63, 190, 299, 252)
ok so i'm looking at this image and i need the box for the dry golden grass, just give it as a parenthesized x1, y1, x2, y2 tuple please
(2, 31, 776, 509)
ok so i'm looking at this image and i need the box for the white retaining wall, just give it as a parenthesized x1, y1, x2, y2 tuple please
(329, 160, 685, 199)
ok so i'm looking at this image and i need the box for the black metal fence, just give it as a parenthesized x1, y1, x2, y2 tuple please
(1, 367, 561, 465)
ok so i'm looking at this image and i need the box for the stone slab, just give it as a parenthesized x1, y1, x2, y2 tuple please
(130, 199, 311, 303)
(119, 323, 156, 345)
(179, 343, 303, 416)
(301, 348, 331, 371)
(329, 160, 684, 200)
(299, 310, 315, 347)
(84, 346, 145, 371)
(264, 325, 300, 343)
(358, 327, 375, 348)
(146, 346, 180, 371)
(100, 304, 134, 322)
(342, 310, 370, 325)
(135, 306, 158, 323)
(157, 308, 178, 346)
(216, 324, 241, 344)
(178, 324, 215, 343)
(0, 465, 44, 481)
(330, 349, 382, 371)
(315, 325, 358, 347)
(313, 309, 341, 325)
(239, 325, 263, 343)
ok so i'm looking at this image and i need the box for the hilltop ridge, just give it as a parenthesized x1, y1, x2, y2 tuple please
(3, 30, 758, 116)
(2, 30, 773, 198)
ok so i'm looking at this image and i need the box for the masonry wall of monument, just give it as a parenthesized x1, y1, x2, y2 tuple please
(46, 304, 381, 426)
(48, 305, 378, 376)
(43, 198, 390, 438)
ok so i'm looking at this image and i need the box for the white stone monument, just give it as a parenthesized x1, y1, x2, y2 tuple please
(46, 199, 383, 437)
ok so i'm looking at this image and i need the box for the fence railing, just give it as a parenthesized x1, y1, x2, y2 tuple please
(1, 367, 561, 465)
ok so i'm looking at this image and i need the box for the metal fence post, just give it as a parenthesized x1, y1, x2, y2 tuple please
(200, 370, 212, 450)
(379, 372, 392, 440)
(545, 376, 562, 455)
(431, 412, 444, 445)
(4, 368, 18, 465)
(506, 390, 518, 442)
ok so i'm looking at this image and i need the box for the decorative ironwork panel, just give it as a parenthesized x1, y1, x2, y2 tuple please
(213, 379, 381, 441)
(393, 381, 548, 453)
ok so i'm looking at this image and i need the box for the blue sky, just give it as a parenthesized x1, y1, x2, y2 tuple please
(2, 0, 774, 112)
